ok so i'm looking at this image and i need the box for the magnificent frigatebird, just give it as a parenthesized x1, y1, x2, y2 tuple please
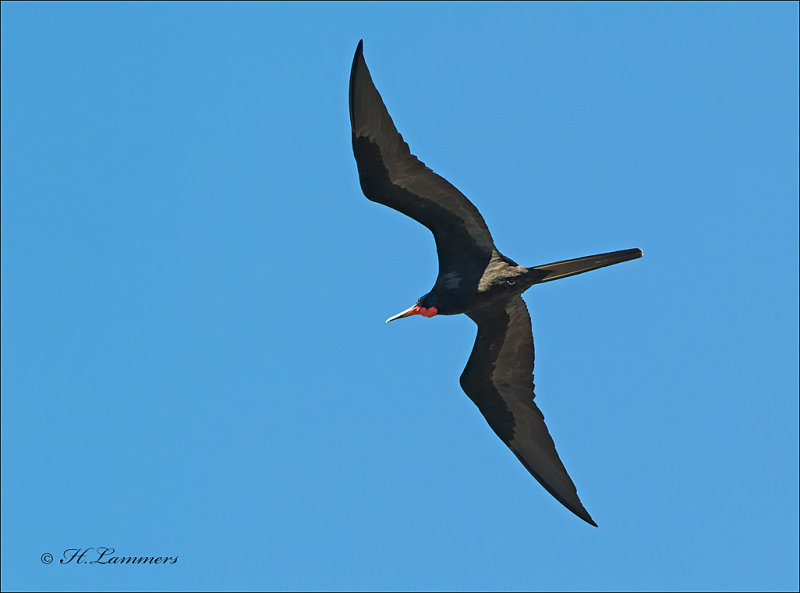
(349, 40, 641, 526)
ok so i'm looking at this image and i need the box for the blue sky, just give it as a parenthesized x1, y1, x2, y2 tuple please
(2, 2, 798, 591)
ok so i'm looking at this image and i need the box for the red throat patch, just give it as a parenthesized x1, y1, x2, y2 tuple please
(418, 306, 438, 318)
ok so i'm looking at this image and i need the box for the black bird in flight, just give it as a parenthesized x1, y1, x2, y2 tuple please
(349, 40, 641, 526)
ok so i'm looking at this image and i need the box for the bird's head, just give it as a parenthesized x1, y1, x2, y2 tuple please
(385, 295, 439, 323)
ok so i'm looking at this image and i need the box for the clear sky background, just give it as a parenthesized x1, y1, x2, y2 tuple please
(2, 2, 798, 592)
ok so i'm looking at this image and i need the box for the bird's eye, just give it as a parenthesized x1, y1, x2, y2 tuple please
(505, 280, 516, 286)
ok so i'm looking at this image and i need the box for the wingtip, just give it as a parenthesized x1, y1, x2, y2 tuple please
(351, 40, 366, 81)
(510, 446, 600, 528)
(572, 503, 598, 527)
(350, 40, 367, 122)
(351, 40, 365, 72)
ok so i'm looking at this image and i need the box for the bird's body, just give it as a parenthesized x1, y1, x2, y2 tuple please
(349, 41, 641, 526)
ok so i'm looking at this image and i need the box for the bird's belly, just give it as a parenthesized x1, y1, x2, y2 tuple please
(431, 290, 478, 316)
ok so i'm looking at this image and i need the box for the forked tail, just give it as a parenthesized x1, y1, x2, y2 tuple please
(528, 248, 642, 284)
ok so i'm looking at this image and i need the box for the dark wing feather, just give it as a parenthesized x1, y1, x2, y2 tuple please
(460, 297, 597, 526)
(349, 40, 495, 283)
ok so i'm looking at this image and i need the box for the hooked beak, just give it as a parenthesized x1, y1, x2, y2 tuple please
(385, 305, 421, 324)
(385, 305, 438, 323)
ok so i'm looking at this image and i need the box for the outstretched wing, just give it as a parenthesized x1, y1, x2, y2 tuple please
(460, 297, 597, 526)
(349, 40, 495, 284)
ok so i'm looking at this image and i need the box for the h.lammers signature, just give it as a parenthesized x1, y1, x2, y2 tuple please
(60, 547, 178, 565)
